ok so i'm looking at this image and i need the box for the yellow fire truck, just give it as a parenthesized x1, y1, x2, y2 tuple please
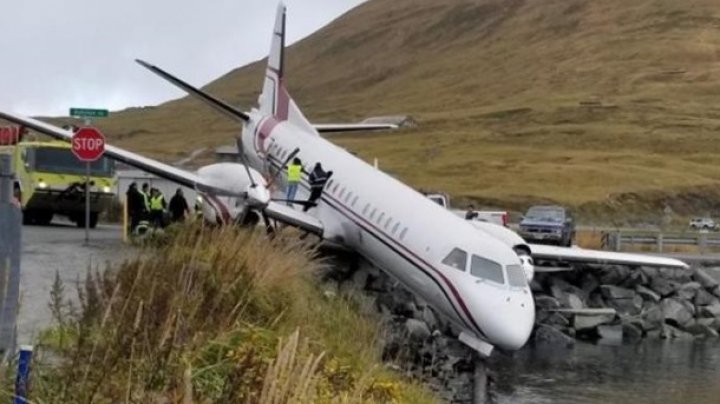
(0, 127, 115, 227)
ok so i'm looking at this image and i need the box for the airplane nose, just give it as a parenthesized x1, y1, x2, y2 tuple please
(484, 290, 535, 351)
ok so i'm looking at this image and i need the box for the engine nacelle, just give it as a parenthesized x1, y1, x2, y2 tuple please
(196, 163, 267, 224)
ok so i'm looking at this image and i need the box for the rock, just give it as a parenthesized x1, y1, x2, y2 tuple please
(579, 272, 599, 295)
(693, 268, 719, 289)
(598, 266, 630, 285)
(676, 282, 702, 301)
(574, 312, 615, 331)
(685, 323, 719, 338)
(543, 313, 570, 327)
(422, 307, 439, 331)
(597, 325, 623, 343)
(405, 318, 431, 342)
(621, 270, 648, 289)
(535, 295, 561, 310)
(534, 325, 575, 347)
(529, 279, 544, 293)
(650, 277, 677, 297)
(565, 294, 584, 310)
(587, 293, 606, 308)
(640, 266, 659, 280)
(351, 268, 370, 290)
(660, 268, 692, 284)
(636, 285, 661, 303)
(699, 302, 720, 318)
(661, 298, 694, 327)
(659, 324, 694, 340)
(694, 288, 718, 307)
(641, 306, 664, 331)
(607, 295, 643, 315)
(601, 285, 636, 300)
(622, 322, 643, 342)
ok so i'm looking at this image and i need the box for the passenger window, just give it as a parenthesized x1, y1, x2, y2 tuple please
(399, 227, 408, 240)
(370, 208, 377, 220)
(377, 212, 385, 224)
(352, 196, 358, 207)
(339, 187, 345, 199)
(363, 204, 370, 215)
(333, 183, 339, 193)
(327, 179, 334, 189)
(392, 223, 400, 234)
(470, 255, 505, 284)
(442, 248, 468, 271)
(506, 265, 527, 288)
(385, 217, 392, 229)
(345, 192, 352, 203)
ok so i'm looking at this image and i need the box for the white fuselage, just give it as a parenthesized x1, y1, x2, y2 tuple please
(222, 112, 535, 351)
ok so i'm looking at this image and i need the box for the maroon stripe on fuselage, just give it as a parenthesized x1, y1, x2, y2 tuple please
(264, 155, 486, 337)
(203, 193, 231, 224)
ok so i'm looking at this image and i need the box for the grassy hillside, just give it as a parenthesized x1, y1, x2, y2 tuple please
(48, 0, 720, 219)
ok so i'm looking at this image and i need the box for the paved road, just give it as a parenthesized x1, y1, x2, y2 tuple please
(18, 221, 131, 344)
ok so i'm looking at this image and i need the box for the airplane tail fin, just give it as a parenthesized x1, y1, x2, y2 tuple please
(259, 4, 316, 134)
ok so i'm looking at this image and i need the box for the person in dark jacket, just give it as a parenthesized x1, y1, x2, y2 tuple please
(303, 163, 332, 212)
(465, 204, 479, 220)
(169, 188, 190, 222)
(125, 182, 145, 231)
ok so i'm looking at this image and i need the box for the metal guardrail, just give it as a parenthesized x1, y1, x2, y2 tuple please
(603, 230, 720, 253)
(0, 155, 21, 356)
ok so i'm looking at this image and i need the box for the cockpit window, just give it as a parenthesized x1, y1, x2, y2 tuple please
(506, 264, 527, 288)
(442, 248, 468, 271)
(470, 255, 504, 284)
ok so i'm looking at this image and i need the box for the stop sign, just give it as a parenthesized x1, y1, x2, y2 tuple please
(72, 127, 106, 162)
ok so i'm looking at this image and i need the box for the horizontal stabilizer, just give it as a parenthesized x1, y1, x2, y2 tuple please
(313, 123, 398, 133)
(529, 244, 689, 269)
(136, 59, 249, 122)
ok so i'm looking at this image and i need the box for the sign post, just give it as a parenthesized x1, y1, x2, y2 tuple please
(71, 127, 106, 245)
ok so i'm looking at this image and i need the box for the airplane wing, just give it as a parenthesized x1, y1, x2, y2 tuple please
(0, 111, 324, 235)
(529, 243, 689, 269)
(313, 123, 398, 133)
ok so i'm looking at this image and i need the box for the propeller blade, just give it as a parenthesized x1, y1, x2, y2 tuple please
(235, 138, 258, 188)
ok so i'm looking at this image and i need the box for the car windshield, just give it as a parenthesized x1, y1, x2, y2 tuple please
(442, 248, 468, 271)
(470, 255, 504, 284)
(525, 207, 565, 222)
(29, 147, 114, 177)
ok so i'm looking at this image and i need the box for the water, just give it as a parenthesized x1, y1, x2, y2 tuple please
(490, 340, 720, 404)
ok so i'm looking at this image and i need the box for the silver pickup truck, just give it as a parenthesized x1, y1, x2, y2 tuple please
(425, 193, 508, 227)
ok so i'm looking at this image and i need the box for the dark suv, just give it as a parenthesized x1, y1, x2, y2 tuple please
(518, 205, 575, 246)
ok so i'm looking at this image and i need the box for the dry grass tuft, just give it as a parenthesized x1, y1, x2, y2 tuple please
(21, 224, 435, 403)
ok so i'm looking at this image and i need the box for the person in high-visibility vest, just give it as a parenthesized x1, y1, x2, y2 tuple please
(149, 188, 167, 228)
(140, 183, 151, 219)
(286, 157, 302, 206)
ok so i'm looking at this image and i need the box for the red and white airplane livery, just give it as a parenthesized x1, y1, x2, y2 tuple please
(0, 4, 687, 356)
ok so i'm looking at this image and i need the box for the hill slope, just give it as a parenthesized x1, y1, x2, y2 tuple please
(63, 0, 720, 219)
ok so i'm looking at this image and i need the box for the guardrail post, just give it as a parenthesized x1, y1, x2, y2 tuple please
(0, 155, 21, 355)
(614, 231, 622, 251)
(699, 233, 707, 254)
(14, 345, 32, 404)
(657, 233, 664, 253)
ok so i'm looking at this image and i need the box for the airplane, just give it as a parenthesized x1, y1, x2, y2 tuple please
(0, 4, 688, 356)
